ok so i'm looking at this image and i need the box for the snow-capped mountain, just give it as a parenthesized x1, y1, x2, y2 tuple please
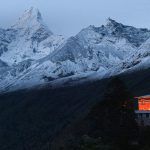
(47, 18, 150, 79)
(0, 7, 64, 65)
(0, 9, 150, 92)
(50, 18, 149, 71)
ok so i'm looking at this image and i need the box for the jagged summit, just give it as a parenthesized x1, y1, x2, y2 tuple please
(106, 18, 119, 27)
(22, 7, 42, 21)
(77, 18, 150, 48)
(105, 18, 150, 47)
(105, 18, 127, 32)
(11, 7, 50, 32)
(86, 18, 133, 33)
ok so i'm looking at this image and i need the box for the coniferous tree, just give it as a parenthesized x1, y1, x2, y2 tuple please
(88, 77, 138, 149)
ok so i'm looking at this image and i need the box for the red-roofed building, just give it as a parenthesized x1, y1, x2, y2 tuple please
(135, 95, 150, 126)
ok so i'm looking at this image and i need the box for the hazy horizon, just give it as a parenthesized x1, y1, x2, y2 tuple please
(0, 0, 150, 37)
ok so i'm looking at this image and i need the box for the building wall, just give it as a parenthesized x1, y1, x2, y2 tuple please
(136, 113, 150, 126)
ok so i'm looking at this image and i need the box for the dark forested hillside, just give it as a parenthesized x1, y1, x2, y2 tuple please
(0, 68, 149, 150)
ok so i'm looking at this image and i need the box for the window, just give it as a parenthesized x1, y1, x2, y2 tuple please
(146, 113, 149, 118)
(139, 114, 143, 118)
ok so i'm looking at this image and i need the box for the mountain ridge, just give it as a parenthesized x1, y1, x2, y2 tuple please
(0, 8, 149, 92)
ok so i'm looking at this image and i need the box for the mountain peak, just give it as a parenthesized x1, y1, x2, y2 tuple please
(106, 18, 121, 28)
(12, 7, 44, 29)
(23, 7, 42, 20)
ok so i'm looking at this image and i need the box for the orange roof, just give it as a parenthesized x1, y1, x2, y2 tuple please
(135, 95, 150, 100)
(135, 95, 150, 111)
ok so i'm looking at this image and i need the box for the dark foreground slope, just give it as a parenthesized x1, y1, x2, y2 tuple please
(0, 68, 149, 150)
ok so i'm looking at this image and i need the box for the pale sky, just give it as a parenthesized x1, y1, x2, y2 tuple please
(0, 0, 150, 37)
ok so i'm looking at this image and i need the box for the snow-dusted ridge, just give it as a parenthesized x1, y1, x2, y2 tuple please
(0, 9, 150, 92)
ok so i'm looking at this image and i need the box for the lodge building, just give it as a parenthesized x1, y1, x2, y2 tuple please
(135, 95, 150, 126)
